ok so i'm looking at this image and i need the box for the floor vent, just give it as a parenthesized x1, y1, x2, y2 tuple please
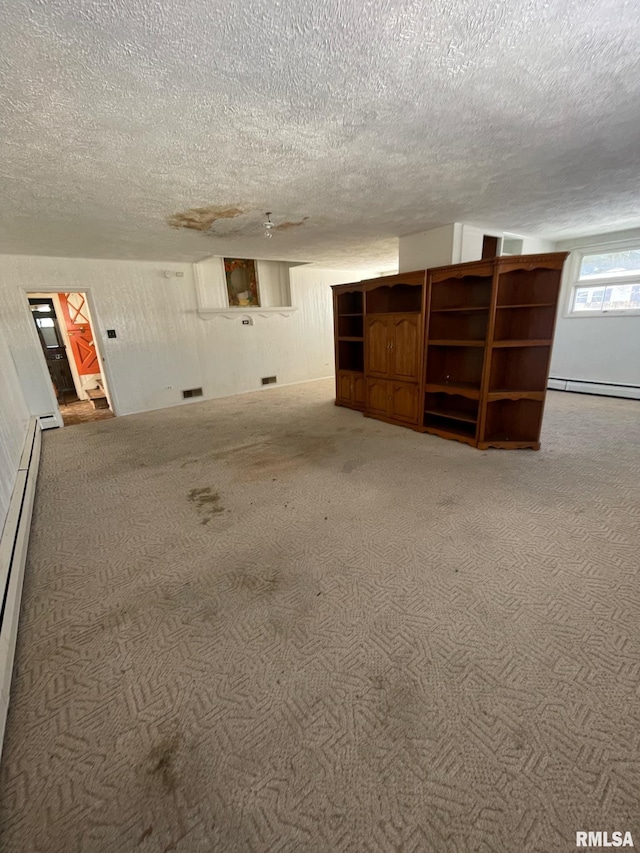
(182, 387, 203, 399)
(261, 376, 277, 385)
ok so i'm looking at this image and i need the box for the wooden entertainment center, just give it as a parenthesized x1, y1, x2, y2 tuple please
(332, 252, 568, 450)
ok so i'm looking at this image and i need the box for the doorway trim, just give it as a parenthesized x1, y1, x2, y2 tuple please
(19, 286, 120, 425)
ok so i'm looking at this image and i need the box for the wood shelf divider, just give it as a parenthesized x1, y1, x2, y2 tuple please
(333, 253, 568, 450)
(425, 382, 481, 399)
(424, 408, 477, 424)
(429, 340, 486, 347)
(491, 339, 552, 348)
(497, 302, 555, 309)
(431, 306, 489, 314)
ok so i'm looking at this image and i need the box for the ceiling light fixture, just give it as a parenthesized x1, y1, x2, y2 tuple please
(263, 212, 274, 238)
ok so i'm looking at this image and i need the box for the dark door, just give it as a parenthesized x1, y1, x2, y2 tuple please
(29, 298, 77, 403)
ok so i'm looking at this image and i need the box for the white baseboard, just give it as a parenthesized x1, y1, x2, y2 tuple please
(548, 377, 640, 401)
(0, 418, 41, 760)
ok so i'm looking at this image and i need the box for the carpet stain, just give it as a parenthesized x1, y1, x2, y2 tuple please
(188, 487, 224, 524)
(437, 496, 458, 507)
(215, 433, 336, 481)
(137, 826, 153, 845)
(230, 566, 281, 594)
(147, 735, 180, 793)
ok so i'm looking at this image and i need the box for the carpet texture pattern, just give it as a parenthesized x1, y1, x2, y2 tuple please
(1, 380, 639, 852)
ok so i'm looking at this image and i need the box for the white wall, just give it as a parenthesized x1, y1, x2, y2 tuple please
(520, 235, 557, 255)
(398, 225, 459, 272)
(550, 229, 640, 388)
(193, 263, 364, 397)
(399, 223, 557, 270)
(0, 334, 30, 539)
(0, 255, 367, 421)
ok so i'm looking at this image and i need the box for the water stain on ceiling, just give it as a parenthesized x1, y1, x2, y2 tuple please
(167, 207, 309, 237)
(274, 217, 309, 231)
(167, 206, 244, 232)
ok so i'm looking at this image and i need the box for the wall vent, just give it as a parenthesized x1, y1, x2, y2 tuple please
(38, 414, 58, 430)
(261, 376, 277, 386)
(182, 387, 203, 399)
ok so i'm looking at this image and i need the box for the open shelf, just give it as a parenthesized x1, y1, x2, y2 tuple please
(497, 268, 562, 307)
(482, 398, 543, 443)
(431, 275, 493, 311)
(431, 306, 489, 313)
(497, 302, 555, 309)
(429, 340, 485, 347)
(426, 346, 484, 390)
(338, 314, 363, 338)
(366, 284, 422, 314)
(488, 346, 550, 393)
(492, 340, 551, 348)
(493, 304, 556, 342)
(338, 340, 364, 372)
(429, 308, 488, 342)
(487, 389, 545, 401)
(337, 291, 363, 315)
(338, 336, 363, 342)
(425, 392, 478, 424)
(425, 381, 480, 399)
(424, 414, 477, 439)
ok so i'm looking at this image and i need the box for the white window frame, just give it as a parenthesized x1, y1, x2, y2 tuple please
(565, 239, 640, 318)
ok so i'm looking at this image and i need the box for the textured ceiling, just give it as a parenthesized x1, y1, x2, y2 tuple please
(1, 0, 640, 268)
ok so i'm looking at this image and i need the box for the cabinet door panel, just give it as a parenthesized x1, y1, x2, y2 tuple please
(365, 316, 390, 376)
(390, 381, 419, 424)
(353, 374, 365, 407)
(337, 371, 353, 405)
(391, 314, 421, 381)
(366, 378, 390, 416)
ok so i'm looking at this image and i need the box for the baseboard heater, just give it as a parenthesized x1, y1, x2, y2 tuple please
(0, 418, 41, 760)
(548, 377, 640, 401)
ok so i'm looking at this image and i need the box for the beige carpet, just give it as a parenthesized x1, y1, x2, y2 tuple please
(1, 379, 639, 852)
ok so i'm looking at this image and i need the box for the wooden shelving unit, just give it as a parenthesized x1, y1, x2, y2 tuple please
(421, 253, 567, 449)
(333, 252, 568, 450)
(333, 288, 365, 410)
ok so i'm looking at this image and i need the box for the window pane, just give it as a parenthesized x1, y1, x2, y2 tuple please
(36, 318, 59, 347)
(602, 283, 640, 311)
(573, 287, 603, 311)
(580, 250, 640, 280)
(573, 283, 640, 312)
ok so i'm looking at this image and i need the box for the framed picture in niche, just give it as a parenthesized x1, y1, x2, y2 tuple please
(224, 258, 260, 307)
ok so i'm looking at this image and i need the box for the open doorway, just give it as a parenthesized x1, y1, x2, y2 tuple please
(28, 292, 114, 427)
